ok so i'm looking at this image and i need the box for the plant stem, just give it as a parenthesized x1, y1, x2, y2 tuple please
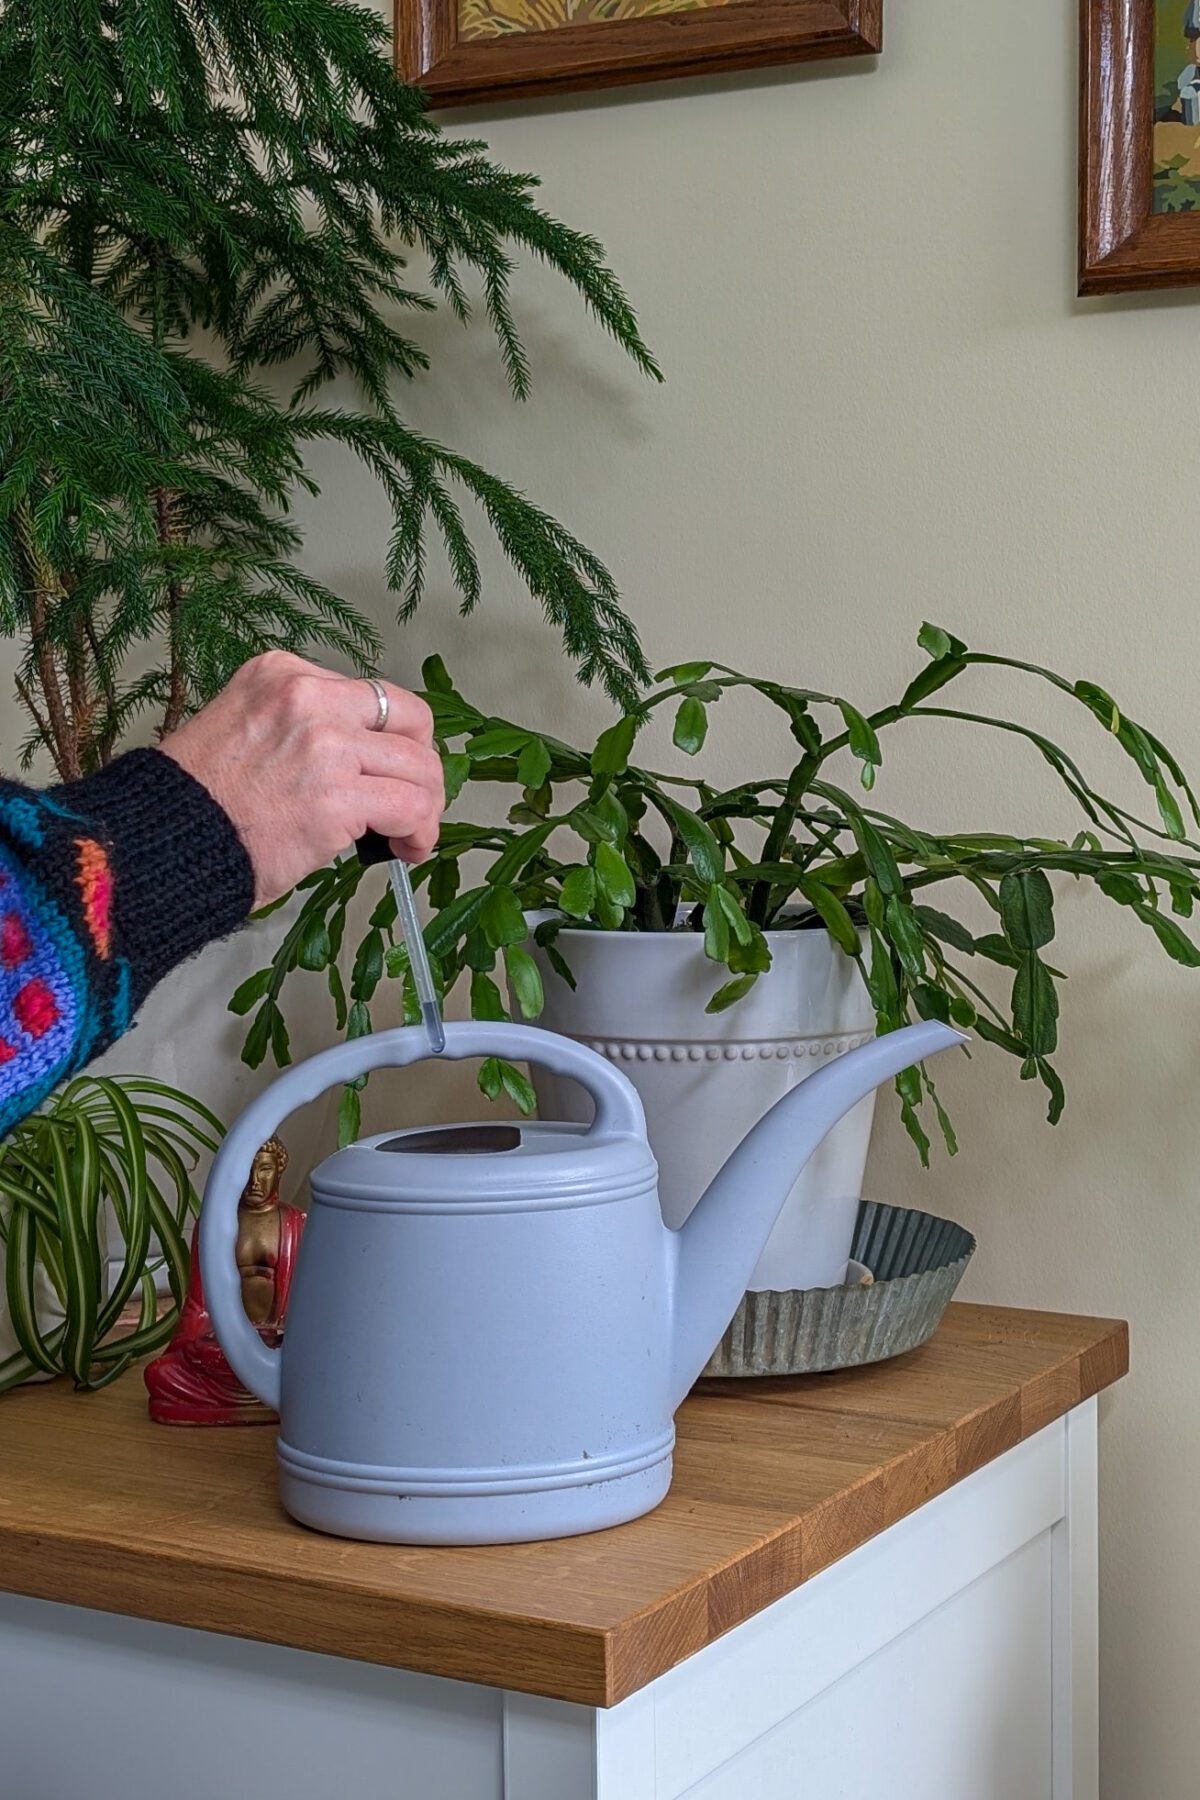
(66, 611, 93, 771)
(10, 501, 79, 777)
(749, 751, 822, 925)
(155, 487, 187, 738)
(13, 674, 53, 764)
(84, 616, 120, 765)
(28, 588, 79, 781)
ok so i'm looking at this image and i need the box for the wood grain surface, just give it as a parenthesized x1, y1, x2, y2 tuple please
(0, 1302, 1126, 1707)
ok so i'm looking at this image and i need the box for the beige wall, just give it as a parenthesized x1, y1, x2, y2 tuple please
(391, 6, 1198, 1793)
(54, 0, 1200, 1791)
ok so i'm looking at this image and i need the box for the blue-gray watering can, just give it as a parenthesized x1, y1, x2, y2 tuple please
(200, 1019, 962, 1545)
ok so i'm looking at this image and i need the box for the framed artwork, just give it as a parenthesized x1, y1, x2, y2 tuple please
(395, 0, 881, 109)
(1081, 0, 1200, 294)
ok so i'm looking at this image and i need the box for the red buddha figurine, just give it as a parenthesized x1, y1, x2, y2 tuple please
(145, 1135, 304, 1425)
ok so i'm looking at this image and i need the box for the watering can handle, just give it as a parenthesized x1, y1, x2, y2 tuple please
(199, 1021, 645, 1411)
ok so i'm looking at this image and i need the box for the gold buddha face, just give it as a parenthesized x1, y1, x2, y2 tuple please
(241, 1137, 289, 1211)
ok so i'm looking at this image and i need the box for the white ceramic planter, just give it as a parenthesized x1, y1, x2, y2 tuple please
(528, 925, 877, 1292)
(0, 1265, 58, 1382)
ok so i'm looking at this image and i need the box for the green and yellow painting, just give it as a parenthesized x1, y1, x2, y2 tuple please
(459, 0, 735, 42)
(1155, 0, 1200, 211)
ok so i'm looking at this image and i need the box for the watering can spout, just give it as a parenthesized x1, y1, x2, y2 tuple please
(669, 1021, 966, 1403)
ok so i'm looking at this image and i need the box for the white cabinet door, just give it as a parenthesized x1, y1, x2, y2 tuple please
(0, 1594, 505, 1800)
(686, 1532, 1053, 1800)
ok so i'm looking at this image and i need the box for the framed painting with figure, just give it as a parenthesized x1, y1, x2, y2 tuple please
(1080, 0, 1200, 293)
(395, 0, 881, 108)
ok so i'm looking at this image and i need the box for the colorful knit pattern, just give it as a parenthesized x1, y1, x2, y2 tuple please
(0, 838, 92, 1132)
(0, 750, 253, 1139)
(0, 814, 120, 1136)
(75, 837, 114, 960)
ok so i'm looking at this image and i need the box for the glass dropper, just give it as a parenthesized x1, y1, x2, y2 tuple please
(387, 855, 446, 1055)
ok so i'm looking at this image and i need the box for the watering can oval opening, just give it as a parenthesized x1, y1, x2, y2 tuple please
(376, 1124, 524, 1155)
(357, 1122, 595, 1162)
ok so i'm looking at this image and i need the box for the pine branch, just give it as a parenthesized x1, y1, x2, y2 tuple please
(0, 0, 660, 749)
(13, 672, 53, 765)
(82, 610, 120, 764)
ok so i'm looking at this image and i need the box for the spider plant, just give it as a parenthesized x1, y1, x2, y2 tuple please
(0, 1076, 222, 1393)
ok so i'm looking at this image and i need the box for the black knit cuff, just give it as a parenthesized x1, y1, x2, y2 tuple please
(53, 749, 254, 1008)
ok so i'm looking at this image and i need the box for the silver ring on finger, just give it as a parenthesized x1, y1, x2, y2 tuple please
(365, 676, 389, 733)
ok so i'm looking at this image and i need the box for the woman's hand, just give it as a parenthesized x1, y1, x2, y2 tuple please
(161, 653, 445, 908)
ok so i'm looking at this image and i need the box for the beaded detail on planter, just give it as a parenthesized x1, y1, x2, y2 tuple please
(582, 1032, 874, 1065)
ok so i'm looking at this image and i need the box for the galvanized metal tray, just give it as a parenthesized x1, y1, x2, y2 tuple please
(702, 1201, 976, 1379)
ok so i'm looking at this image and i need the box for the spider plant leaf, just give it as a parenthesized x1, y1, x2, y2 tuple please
(104, 1115, 204, 1165)
(0, 1346, 41, 1392)
(0, 1147, 59, 1215)
(93, 1280, 156, 1362)
(84, 1350, 136, 1389)
(49, 1121, 100, 1385)
(4, 1199, 59, 1375)
(93, 1078, 148, 1216)
(142, 1129, 202, 1227)
(33, 1215, 67, 1304)
(95, 1272, 175, 1363)
(143, 1171, 192, 1311)
(93, 1142, 152, 1339)
(0, 1168, 57, 1230)
(97, 1080, 224, 1148)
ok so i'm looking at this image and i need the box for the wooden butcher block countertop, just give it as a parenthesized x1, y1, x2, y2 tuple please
(0, 1302, 1127, 1708)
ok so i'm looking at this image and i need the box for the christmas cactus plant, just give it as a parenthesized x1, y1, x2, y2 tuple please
(234, 625, 1200, 1157)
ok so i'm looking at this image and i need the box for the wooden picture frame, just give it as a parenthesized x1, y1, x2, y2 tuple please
(395, 0, 881, 110)
(1080, 0, 1200, 294)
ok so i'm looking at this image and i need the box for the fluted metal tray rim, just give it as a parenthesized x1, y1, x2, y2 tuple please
(701, 1200, 976, 1379)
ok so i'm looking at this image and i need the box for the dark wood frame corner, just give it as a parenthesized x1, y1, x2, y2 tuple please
(396, 0, 881, 110)
(1080, 0, 1200, 295)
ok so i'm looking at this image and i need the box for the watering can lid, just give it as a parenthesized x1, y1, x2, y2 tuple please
(309, 1119, 656, 1209)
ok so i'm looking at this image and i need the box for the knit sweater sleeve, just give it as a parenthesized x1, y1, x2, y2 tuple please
(0, 748, 253, 1136)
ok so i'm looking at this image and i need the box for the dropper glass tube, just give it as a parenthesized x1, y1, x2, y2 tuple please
(387, 856, 445, 1054)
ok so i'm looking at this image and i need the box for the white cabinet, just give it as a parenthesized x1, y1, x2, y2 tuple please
(0, 1401, 1098, 1800)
